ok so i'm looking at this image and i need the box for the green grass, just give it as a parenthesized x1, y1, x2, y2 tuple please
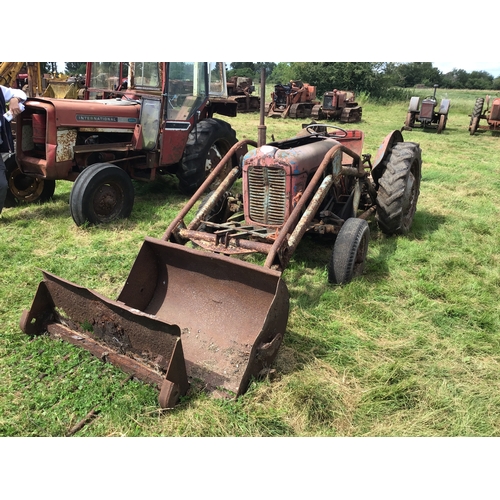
(1, 88, 499, 437)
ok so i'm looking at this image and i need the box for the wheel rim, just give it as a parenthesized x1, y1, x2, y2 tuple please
(8, 167, 45, 202)
(92, 182, 124, 221)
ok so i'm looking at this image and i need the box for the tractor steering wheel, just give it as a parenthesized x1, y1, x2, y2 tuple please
(305, 123, 348, 138)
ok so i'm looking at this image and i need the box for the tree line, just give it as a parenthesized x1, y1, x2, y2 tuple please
(228, 62, 500, 96)
(55, 62, 500, 98)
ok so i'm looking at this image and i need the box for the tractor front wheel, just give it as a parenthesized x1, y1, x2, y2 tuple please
(376, 142, 422, 235)
(328, 218, 370, 285)
(69, 163, 135, 226)
(177, 118, 238, 195)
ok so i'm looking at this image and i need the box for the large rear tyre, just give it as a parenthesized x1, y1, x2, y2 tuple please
(437, 114, 447, 134)
(69, 163, 134, 226)
(177, 118, 238, 195)
(469, 98, 484, 135)
(376, 142, 422, 236)
(5, 161, 55, 208)
(328, 218, 370, 285)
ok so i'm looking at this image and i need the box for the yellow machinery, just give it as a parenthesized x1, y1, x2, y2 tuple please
(0, 62, 43, 97)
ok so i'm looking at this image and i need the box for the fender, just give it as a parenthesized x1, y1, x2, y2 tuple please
(371, 129, 404, 178)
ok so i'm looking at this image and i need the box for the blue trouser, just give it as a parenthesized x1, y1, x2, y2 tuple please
(0, 154, 8, 214)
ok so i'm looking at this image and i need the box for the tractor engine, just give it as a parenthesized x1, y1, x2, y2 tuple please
(419, 98, 436, 122)
(241, 135, 339, 228)
(272, 83, 292, 109)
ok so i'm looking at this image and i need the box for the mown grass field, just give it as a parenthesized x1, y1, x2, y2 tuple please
(1, 88, 499, 439)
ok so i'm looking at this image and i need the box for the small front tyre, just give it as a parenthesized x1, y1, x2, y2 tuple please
(328, 218, 370, 285)
(69, 163, 135, 226)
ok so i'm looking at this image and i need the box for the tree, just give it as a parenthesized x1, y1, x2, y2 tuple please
(268, 62, 294, 85)
(64, 62, 87, 76)
(254, 62, 276, 79)
(227, 62, 276, 81)
(466, 70, 493, 90)
(394, 62, 443, 88)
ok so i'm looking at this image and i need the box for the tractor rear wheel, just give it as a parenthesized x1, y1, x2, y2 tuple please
(69, 163, 135, 226)
(5, 162, 55, 208)
(376, 142, 422, 235)
(469, 98, 484, 135)
(177, 118, 238, 195)
(328, 218, 370, 285)
(437, 114, 447, 134)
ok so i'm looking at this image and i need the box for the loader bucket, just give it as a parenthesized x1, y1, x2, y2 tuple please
(117, 237, 290, 398)
(20, 237, 289, 406)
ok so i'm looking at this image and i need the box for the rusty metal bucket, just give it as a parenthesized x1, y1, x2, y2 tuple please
(20, 237, 289, 408)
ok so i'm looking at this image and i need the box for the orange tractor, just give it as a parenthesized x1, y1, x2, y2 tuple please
(265, 80, 319, 118)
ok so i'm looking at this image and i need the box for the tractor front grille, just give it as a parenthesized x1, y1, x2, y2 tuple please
(248, 166, 286, 226)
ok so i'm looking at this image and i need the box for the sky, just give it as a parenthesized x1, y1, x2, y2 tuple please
(7, 3, 499, 79)
(432, 62, 500, 78)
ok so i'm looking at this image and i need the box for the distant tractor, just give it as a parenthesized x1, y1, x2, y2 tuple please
(265, 80, 319, 118)
(403, 84, 450, 134)
(226, 76, 260, 113)
(469, 95, 500, 135)
(311, 89, 362, 123)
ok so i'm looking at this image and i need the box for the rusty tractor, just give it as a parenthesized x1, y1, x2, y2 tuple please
(226, 76, 260, 113)
(265, 80, 319, 119)
(6, 62, 242, 225)
(469, 95, 500, 135)
(312, 89, 362, 123)
(20, 99, 422, 409)
(403, 84, 450, 134)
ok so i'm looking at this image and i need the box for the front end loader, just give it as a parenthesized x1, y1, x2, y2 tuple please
(20, 103, 422, 410)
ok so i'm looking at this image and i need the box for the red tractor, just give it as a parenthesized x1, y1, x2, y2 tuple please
(403, 84, 450, 134)
(7, 62, 242, 226)
(21, 122, 423, 408)
(469, 95, 500, 135)
(226, 76, 260, 113)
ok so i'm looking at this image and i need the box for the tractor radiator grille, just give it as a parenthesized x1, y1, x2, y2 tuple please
(248, 166, 286, 226)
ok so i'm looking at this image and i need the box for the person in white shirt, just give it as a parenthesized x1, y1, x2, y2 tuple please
(0, 84, 27, 216)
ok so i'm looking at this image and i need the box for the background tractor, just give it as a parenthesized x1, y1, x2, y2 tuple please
(265, 80, 319, 118)
(226, 76, 260, 113)
(403, 84, 450, 134)
(8, 62, 243, 226)
(311, 89, 362, 123)
(469, 95, 500, 135)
